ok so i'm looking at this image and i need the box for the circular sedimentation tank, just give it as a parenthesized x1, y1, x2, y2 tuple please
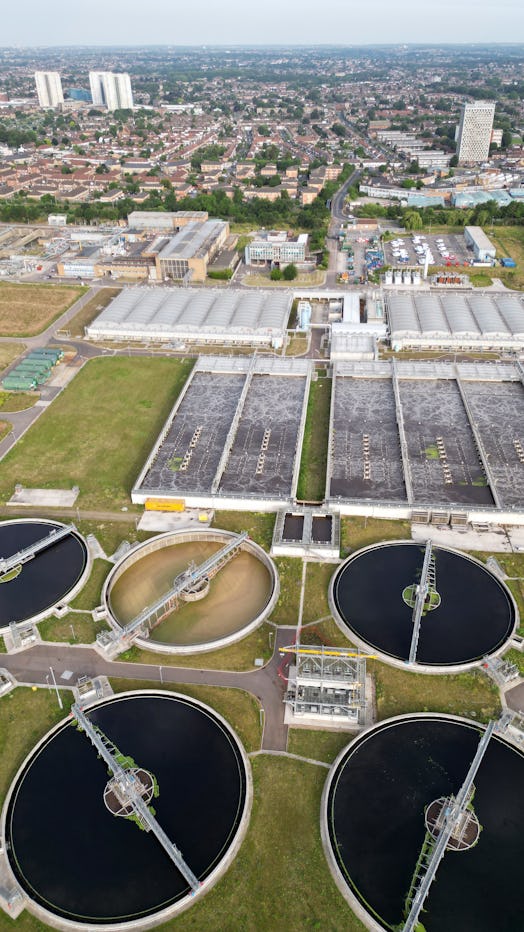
(329, 541, 516, 670)
(0, 519, 89, 625)
(322, 714, 524, 932)
(104, 529, 279, 653)
(3, 691, 251, 929)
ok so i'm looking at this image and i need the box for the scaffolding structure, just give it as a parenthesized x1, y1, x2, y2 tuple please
(281, 644, 369, 724)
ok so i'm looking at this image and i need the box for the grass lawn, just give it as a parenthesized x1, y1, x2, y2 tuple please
(287, 728, 352, 763)
(69, 558, 112, 610)
(340, 515, 411, 556)
(0, 356, 194, 509)
(109, 679, 262, 754)
(371, 662, 501, 723)
(117, 622, 275, 672)
(489, 226, 524, 290)
(271, 557, 303, 625)
(38, 611, 109, 644)
(65, 287, 121, 337)
(285, 333, 309, 356)
(296, 378, 332, 501)
(0, 282, 86, 337)
(0, 391, 38, 412)
(469, 271, 493, 287)
(244, 270, 325, 287)
(212, 510, 275, 552)
(161, 756, 364, 932)
(0, 341, 25, 373)
(302, 561, 334, 625)
(301, 617, 354, 649)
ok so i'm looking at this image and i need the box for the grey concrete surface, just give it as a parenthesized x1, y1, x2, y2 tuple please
(1, 625, 291, 751)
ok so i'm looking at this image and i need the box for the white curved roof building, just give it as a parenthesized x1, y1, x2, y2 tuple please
(85, 287, 292, 346)
(387, 292, 524, 350)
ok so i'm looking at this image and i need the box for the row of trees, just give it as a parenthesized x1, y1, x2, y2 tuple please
(354, 199, 524, 229)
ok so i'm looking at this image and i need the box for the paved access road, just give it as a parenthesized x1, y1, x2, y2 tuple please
(1, 626, 293, 752)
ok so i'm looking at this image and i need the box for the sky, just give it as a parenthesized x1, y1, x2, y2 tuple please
(2, 0, 524, 46)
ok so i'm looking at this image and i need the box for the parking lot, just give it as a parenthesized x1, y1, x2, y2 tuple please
(384, 232, 471, 269)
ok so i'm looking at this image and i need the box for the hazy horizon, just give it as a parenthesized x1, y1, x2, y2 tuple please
(2, 0, 524, 47)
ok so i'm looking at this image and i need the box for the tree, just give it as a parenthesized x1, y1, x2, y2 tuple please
(283, 263, 298, 281)
(270, 268, 283, 281)
(404, 211, 423, 231)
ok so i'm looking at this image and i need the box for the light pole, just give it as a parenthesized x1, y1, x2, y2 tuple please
(70, 623, 76, 642)
(49, 666, 63, 710)
(159, 666, 163, 684)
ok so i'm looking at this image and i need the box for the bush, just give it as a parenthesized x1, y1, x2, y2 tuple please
(283, 263, 298, 281)
(270, 268, 283, 280)
(207, 268, 233, 280)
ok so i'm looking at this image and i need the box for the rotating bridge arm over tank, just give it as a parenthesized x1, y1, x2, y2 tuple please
(403, 720, 496, 932)
(123, 531, 249, 639)
(408, 540, 436, 665)
(0, 523, 76, 577)
(71, 703, 201, 893)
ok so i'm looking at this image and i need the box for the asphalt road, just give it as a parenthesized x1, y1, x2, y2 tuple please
(1, 626, 292, 751)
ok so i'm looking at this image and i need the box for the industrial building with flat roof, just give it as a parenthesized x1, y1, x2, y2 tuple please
(464, 226, 497, 262)
(154, 219, 229, 282)
(387, 291, 524, 352)
(85, 286, 292, 346)
(127, 211, 208, 232)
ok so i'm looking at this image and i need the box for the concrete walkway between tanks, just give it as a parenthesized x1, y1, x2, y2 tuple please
(1, 626, 291, 752)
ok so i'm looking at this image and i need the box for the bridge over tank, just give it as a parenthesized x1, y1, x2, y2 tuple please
(100, 528, 280, 655)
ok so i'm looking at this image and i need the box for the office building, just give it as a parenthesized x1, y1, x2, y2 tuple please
(245, 231, 308, 268)
(89, 71, 134, 111)
(456, 101, 496, 164)
(34, 72, 64, 109)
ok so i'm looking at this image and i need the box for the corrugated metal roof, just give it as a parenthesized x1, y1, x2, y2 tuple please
(388, 291, 524, 343)
(87, 286, 291, 339)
